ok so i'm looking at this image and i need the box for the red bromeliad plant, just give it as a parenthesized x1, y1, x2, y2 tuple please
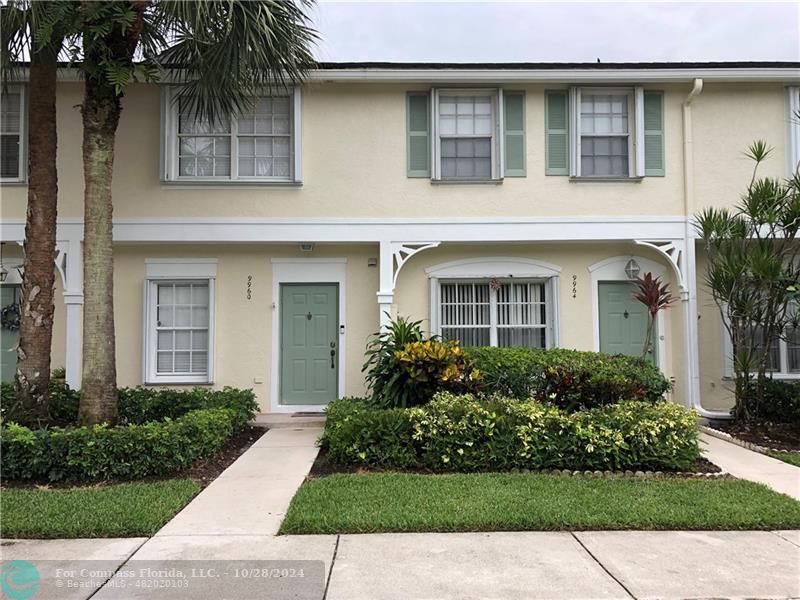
(632, 273, 677, 360)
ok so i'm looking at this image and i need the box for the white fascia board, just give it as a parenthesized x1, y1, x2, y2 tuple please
(1, 216, 687, 244)
(310, 68, 800, 84)
(4, 66, 798, 85)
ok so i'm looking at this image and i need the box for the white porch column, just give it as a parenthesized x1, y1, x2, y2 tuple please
(56, 231, 83, 390)
(377, 240, 394, 329)
(683, 239, 702, 411)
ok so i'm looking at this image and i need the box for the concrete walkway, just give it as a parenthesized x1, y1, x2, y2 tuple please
(700, 432, 800, 500)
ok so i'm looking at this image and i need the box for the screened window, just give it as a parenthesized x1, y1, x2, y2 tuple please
(439, 280, 550, 348)
(163, 88, 299, 182)
(1, 86, 25, 182)
(434, 91, 500, 180)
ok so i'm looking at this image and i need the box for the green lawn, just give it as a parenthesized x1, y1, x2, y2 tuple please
(767, 451, 800, 467)
(279, 473, 800, 534)
(1, 480, 201, 539)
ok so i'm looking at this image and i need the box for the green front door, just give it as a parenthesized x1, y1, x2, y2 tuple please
(0, 286, 21, 383)
(598, 281, 656, 362)
(280, 283, 339, 405)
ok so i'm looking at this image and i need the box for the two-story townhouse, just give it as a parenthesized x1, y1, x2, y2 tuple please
(1, 61, 799, 416)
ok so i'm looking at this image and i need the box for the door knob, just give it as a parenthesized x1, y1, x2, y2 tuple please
(623, 310, 629, 319)
(330, 348, 336, 369)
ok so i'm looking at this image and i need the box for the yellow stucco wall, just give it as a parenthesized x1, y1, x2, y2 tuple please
(0, 81, 789, 221)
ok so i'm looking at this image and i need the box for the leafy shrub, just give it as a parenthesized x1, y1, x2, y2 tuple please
(320, 397, 416, 467)
(0, 387, 259, 482)
(1, 408, 237, 482)
(323, 393, 699, 472)
(363, 316, 426, 408)
(743, 379, 800, 424)
(0, 383, 257, 428)
(466, 347, 670, 410)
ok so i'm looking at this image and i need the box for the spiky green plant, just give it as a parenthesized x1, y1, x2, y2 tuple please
(695, 141, 800, 421)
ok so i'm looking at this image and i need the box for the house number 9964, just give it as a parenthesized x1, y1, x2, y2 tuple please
(247, 275, 252, 300)
(572, 275, 577, 299)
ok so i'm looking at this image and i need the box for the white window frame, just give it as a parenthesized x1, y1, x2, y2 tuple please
(1, 84, 27, 183)
(161, 86, 302, 183)
(431, 88, 504, 181)
(787, 86, 800, 176)
(722, 321, 800, 379)
(143, 259, 217, 384)
(426, 257, 561, 348)
(569, 86, 645, 179)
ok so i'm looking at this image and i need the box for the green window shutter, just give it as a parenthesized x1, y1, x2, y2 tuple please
(545, 90, 569, 175)
(503, 91, 526, 177)
(644, 91, 665, 176)
(407, 92, 431, 178)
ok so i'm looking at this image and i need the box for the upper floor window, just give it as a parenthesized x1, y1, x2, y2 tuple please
(1, 85, 26, 183)
(406, 88, 526, 181)
(436, 92, 497, 180)
(161, 87, 301, 183)
(545, 87, 664, 179)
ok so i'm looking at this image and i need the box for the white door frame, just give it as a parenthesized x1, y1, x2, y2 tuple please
(270, 258, 347, 413)
(589, 255, 667, 374)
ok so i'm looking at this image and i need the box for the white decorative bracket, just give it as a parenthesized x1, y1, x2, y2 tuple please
(390, 242, 441, 287)
(634, 239, 687, 294)
(54, 245, 67, 289)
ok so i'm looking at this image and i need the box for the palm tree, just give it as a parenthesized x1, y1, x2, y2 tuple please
(76, 1, 316, 424)
(1, 1, 78, 423)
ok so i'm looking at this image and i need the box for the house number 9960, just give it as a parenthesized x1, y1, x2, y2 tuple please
(247, 275, 252, 300)
(572, 275, 577, 299)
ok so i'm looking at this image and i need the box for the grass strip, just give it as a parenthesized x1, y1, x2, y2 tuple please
(280, 472, 800, 534)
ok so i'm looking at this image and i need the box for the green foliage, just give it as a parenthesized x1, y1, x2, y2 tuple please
(1, 383, 257, 429)
(466, 347, 670, 411)
(0, 387, 258, 482)
(322, 393, 699, 472)
(320, 397, 417, 467)
(743, 379, 800, 424)
(362, 316, 425, 408)
(695, 141, 800, 421)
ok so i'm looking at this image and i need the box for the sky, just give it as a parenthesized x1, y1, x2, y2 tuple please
(309, 1, 800, 63)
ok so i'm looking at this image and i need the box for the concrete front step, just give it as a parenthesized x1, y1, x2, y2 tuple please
(254, 412, 326, 428)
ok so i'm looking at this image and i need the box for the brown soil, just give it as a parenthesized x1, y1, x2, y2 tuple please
(307, 448, 722, 479)
(711, 421, 800, 453)
(0, 425, 268, 490)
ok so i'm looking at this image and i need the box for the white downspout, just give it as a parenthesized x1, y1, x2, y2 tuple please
(682, 78, 730, 420)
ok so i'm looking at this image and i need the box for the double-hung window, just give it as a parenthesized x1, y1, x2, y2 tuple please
(162, 87, 301, 183)
(1, 85, 26, 182)
(437, 93, 496, 180)
(407, 88, 526, 180)
(724, 309, 800, 378)
(570, 87, 642, 179)
(438, 279, 552, 348)
(143, 260, 216, 384)
(545, 86, 664, 178)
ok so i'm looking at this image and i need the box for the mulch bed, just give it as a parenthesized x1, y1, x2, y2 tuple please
(0, 424, 269, 490)
(307, 448, 722, 479)
(710, 421, 800, 453)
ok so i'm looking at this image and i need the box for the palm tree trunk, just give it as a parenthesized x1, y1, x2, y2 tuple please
(15, 45, 60, 423)
(77, 78, 120, 426)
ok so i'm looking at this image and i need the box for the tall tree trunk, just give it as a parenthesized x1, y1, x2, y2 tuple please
(77, 78, 120, 426)
(15, 45, 60, 424)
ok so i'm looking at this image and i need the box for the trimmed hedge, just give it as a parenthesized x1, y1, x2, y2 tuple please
(0, 387, 258, 482)
(744, 379, 800, 424)
(467, 347, 671, 411)
(1, 383, 257, 428)
(322, 393, 699, 472)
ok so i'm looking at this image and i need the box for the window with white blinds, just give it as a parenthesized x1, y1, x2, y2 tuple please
(1, 86, 25, 182)
(155, 282, 210, 376)
(439, 279, 550, 348)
